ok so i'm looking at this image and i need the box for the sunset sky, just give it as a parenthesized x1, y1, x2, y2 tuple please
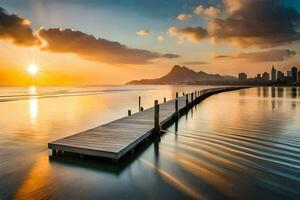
(0, 0, 300, 85)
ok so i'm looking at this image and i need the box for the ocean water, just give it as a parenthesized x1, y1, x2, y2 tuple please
(0, 86, 299, 199)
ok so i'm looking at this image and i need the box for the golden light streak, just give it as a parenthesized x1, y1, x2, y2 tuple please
(140, 159, 205, 200)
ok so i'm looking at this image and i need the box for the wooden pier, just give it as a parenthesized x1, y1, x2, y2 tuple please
(48, 87, 246, 161)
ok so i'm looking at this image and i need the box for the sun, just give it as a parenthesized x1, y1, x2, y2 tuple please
(27, 64, 39, 75)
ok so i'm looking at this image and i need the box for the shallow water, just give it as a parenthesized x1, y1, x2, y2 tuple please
(0, 86, 300, 199)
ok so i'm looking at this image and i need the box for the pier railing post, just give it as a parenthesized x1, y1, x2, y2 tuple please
(186, 94, 189, 107)
(154, 100, 160, 134)
(191, 92, 194, 104)
(139, 96, 141, 111)
(175, 99, 179, 118)
(176, 92, 178, 98)
(164, 97, 166, 103)
(128, 110, 132, 116)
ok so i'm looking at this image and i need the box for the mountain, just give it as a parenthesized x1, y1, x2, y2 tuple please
(126, 65, 237, 85)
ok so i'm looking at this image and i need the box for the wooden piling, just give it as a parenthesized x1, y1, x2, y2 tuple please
(164, 97, 166, 103)
(176, 92, 179, 98)
(128, 110, 132, 116)
(186, 94, 189, 106)
(154, 100, 160, 134)
(175, 99, 179, 117)
(139, 96, 141, 111)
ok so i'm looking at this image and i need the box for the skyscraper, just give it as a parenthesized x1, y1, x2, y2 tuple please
(262, 72, 270, 82)
(271, 65, 276, 82)
(277, 71, 284, 81)
(291, 67, 298, 82)
(238, 73, 247, 82)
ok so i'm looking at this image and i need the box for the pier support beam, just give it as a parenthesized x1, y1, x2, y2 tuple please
(164, 97, 166, 103)
(191, 93, 194, 103)
(154, 100, 161, 134)
(175, 99, 179, 118)
(139, 96, 141, 111)
(186, 94, 189, 107)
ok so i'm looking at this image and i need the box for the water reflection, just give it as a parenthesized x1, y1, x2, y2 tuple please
(1, 86, 300, 199)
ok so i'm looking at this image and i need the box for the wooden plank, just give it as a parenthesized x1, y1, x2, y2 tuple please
(48, 87, 246, 160)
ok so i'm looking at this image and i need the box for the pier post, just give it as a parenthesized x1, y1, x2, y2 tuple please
(191, 93, 194, 103)
(186, 94, 189, 107)
(183, 92, 185, 96)
(175, 99, 179, 118)
(141, 107, 144, 111)
(154, 100, 161, 134)
(128, 110, 132, 116)
(139, 96, 141, 111)
(164, 97, 166, 103)
(176, 92, 178, 98)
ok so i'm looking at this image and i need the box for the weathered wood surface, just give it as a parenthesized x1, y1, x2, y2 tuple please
(48, 87, 246, 160)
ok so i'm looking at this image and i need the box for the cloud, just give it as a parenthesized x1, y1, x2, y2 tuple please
(37, 28, 179, 64)
(214, 49, 296, 62)
(157, 35, 164, 41)
(209, 0, 300, 48)
(0, 7, 39, 46)
(177, 13, 192, 21)
(0, 7, 179, 65)
(168, 26, 208, 43)
(180, 61, 209, 65)
(136, 29, 150, 36)
(194, 5, 220, 18)
(194, 5, 204, 15)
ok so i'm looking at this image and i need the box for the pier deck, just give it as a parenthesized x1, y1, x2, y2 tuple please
(48, 87, 245, 160)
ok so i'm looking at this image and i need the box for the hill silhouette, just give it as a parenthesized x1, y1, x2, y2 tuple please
(127, 65, 237, 85)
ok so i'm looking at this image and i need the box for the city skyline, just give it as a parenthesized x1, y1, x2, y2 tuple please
(0, 0, 299, 85)
(239, 65, 300, 85)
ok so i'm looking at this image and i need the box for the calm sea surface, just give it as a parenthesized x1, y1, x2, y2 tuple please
(0, 86, 299, 200)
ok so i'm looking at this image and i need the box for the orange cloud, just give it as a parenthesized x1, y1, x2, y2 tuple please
(0, 8, 39, 46)
(168, 26, 208, 43)
(214, 49, 296, 62)
(209, 0, 300, 48)
(0, 7, 179, 65)
(177, 13, 192, 21)
(37, 28, 179, 65)
(194, 5, 220, 18)
(136, 29, 150, 36)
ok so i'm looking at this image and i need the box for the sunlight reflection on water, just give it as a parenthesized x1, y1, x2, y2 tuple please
(0, 86, 300, 200)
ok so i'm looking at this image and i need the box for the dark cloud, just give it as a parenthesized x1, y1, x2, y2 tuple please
(0, 7, 39, 46)
(0, 7, 179, 64)
(169, 26, 208, 43)
(37, 28, 179, 65)
(214, 49, 296, 62)
(209, 0, 300, 48)
(180, 61, 209, 65)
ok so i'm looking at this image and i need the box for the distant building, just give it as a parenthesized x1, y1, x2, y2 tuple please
(277, 71, 285, 81)
(291, 67, 298, 82)
(238, 73, 247, 82)
(262, 72, 270, 82)
(271, 65, 277, 82)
